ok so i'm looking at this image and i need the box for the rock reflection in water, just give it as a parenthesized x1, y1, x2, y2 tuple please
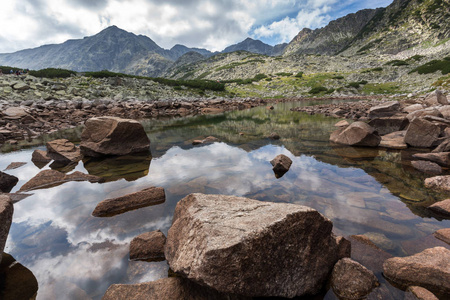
(83, 154, 152, 182)
(0, 252, 38, 300)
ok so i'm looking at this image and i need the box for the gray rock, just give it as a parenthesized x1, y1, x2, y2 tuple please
(46, 139, 82, 164)
(129, 230, 166, 261)
(92, 187, 165, 217)
(80, 117, 150, 157)
(0, 172, 19, 193)
(0, 195, 13, 264)
(12, 82, 30, 91)
(368, 101, 400, 119)
(330, 121, 381, 147)
(103, 277, 249, 300)
(165, 193, 343, 298)
(331, 258, 379, 300)
(406, 108, 443, 122)
(404, 118, 440, 148)
(403, 104, 424, 113)
(383, 247, 450, 297)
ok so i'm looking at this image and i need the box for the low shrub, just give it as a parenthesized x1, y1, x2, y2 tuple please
(275, 72, 293, 77)
(347, 82, 361, 89)
(29, 68, 76, 78)
(385, 60, 409, 66)
(295, 72, 304, 78)
(309, 86, 328, 94)
(333, 75, 344, 80)
(410, 58, 450, 75)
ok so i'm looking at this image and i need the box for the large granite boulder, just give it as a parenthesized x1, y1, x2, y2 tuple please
(0, 171, 19, 193)
(46, 139, 82, 164)
(80, 117, 150, 157)
(383, 247, 450, 297)
(330, 121, 381, 147)
(0, 253, 38, 300)
(406, 108, 443, 122)
(103, 277, 249, 300)
(367, 101, 400, 119)
(404, 118, 440, 148)
(92, 187, 165, 217)
(331, 258, 379, 300)
(165, 193, 346, 298)
(0, 195, 13, 264)
(129, 230, 166, 261)
(424, 176, 450, 192)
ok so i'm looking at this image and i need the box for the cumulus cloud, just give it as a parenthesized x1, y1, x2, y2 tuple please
(0, 0, 394, 54)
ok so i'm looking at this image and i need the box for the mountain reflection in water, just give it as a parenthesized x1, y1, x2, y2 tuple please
(1, 100, 450, 299)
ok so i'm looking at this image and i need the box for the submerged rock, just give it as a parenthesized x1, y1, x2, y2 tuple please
(330, 121, 381, 147)
(0, 195, 13, 264)
(165, 193, 345, 298)
(331, 258, 379, 300)
(19, 169, 102, 192)
(412, 152, 450, 167)
(103, 277, 249, 300)
(129, 230, 166, 261)
(270, 154, 292, 178)
(383, 247, 450, 297)
(80, 116, 150, 157)
(92, 187, 165, 217)
(411, 161, 442, 175)
(0, 171, 19, 193)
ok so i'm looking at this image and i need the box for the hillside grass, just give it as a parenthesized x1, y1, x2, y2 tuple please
(410, 56, 450, 75)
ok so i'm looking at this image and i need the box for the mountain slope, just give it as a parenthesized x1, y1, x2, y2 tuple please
(341, 0, 450, 55)
(223, 38, 287, 56)
(283, 9, 380, 56)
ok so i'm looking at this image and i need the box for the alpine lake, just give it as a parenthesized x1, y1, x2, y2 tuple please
(1, 99, 450, 299)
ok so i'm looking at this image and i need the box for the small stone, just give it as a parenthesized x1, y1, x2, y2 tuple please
(31, 149, 52, 167)
(334, 120, 349, 127)
(368, 101, 400, 118)
(4, 162, 26, 171)
(330, 121, 381, 147)
(428, 199, 450, 217)
(129, 230, 166, 261)
(92, 187, 165, 217)
(270, 154, 292, 178)
(331, 258, 379, 300)
(433, 228, 450, 245)
(46, 139, 82, 164)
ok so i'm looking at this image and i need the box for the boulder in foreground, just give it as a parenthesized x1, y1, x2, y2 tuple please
(331, 258, 379, 300)
(103, 277, 249, 300)
(404, 286, 438, 300)
(404, 118, 440, 148)
(165, 193, 345, 298)
(92, 187, 165, 217)
(383, 247, 450, 297)
(330, 121, 381, 147)
(0, 195, 13, 265)
(425, 176, 450, 192)
(80, 117, 150, 157)
(129, 230, 166, 261)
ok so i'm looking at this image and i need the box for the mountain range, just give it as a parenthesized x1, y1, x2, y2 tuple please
(0, 0, 449, 77)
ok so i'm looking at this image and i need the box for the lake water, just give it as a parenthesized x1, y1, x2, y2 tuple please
(1, 100, 450, 299)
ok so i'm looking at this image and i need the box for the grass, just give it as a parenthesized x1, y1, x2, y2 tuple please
(275, 72, 293, 77)
(410, 57, 450, 75)
(385, 60, 409, 66)
(361, 82, 402, 94)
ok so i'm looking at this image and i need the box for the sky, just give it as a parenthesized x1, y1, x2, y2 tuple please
(0, 0, 393, 54)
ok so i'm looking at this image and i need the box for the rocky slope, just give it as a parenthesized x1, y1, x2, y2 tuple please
(283, 9, 381, 56)
(223, 38, 287, 56)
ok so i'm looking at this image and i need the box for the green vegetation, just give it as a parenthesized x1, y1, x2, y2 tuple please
(275, 72, 293, 77)
(29, 68, 76, 78)
(410, 56, 450, 75)
(222, 73, 268, 85)
(332, 75, 344, 80)
(196, 71, 212, 80)
(0, 65, 25, 73)
(309, 86, 328, 94)
(215, 59, 265, 71)
(408, 55, 425, 61)
(385, 60, 409, 66)
(84, 70, 225, 91)
(362, 67, 383, 73)
(357, 39, 383, 53)
(347, 82, 361, 89)
(295, 72, 304, 78)
(361, 82, 402, 94)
